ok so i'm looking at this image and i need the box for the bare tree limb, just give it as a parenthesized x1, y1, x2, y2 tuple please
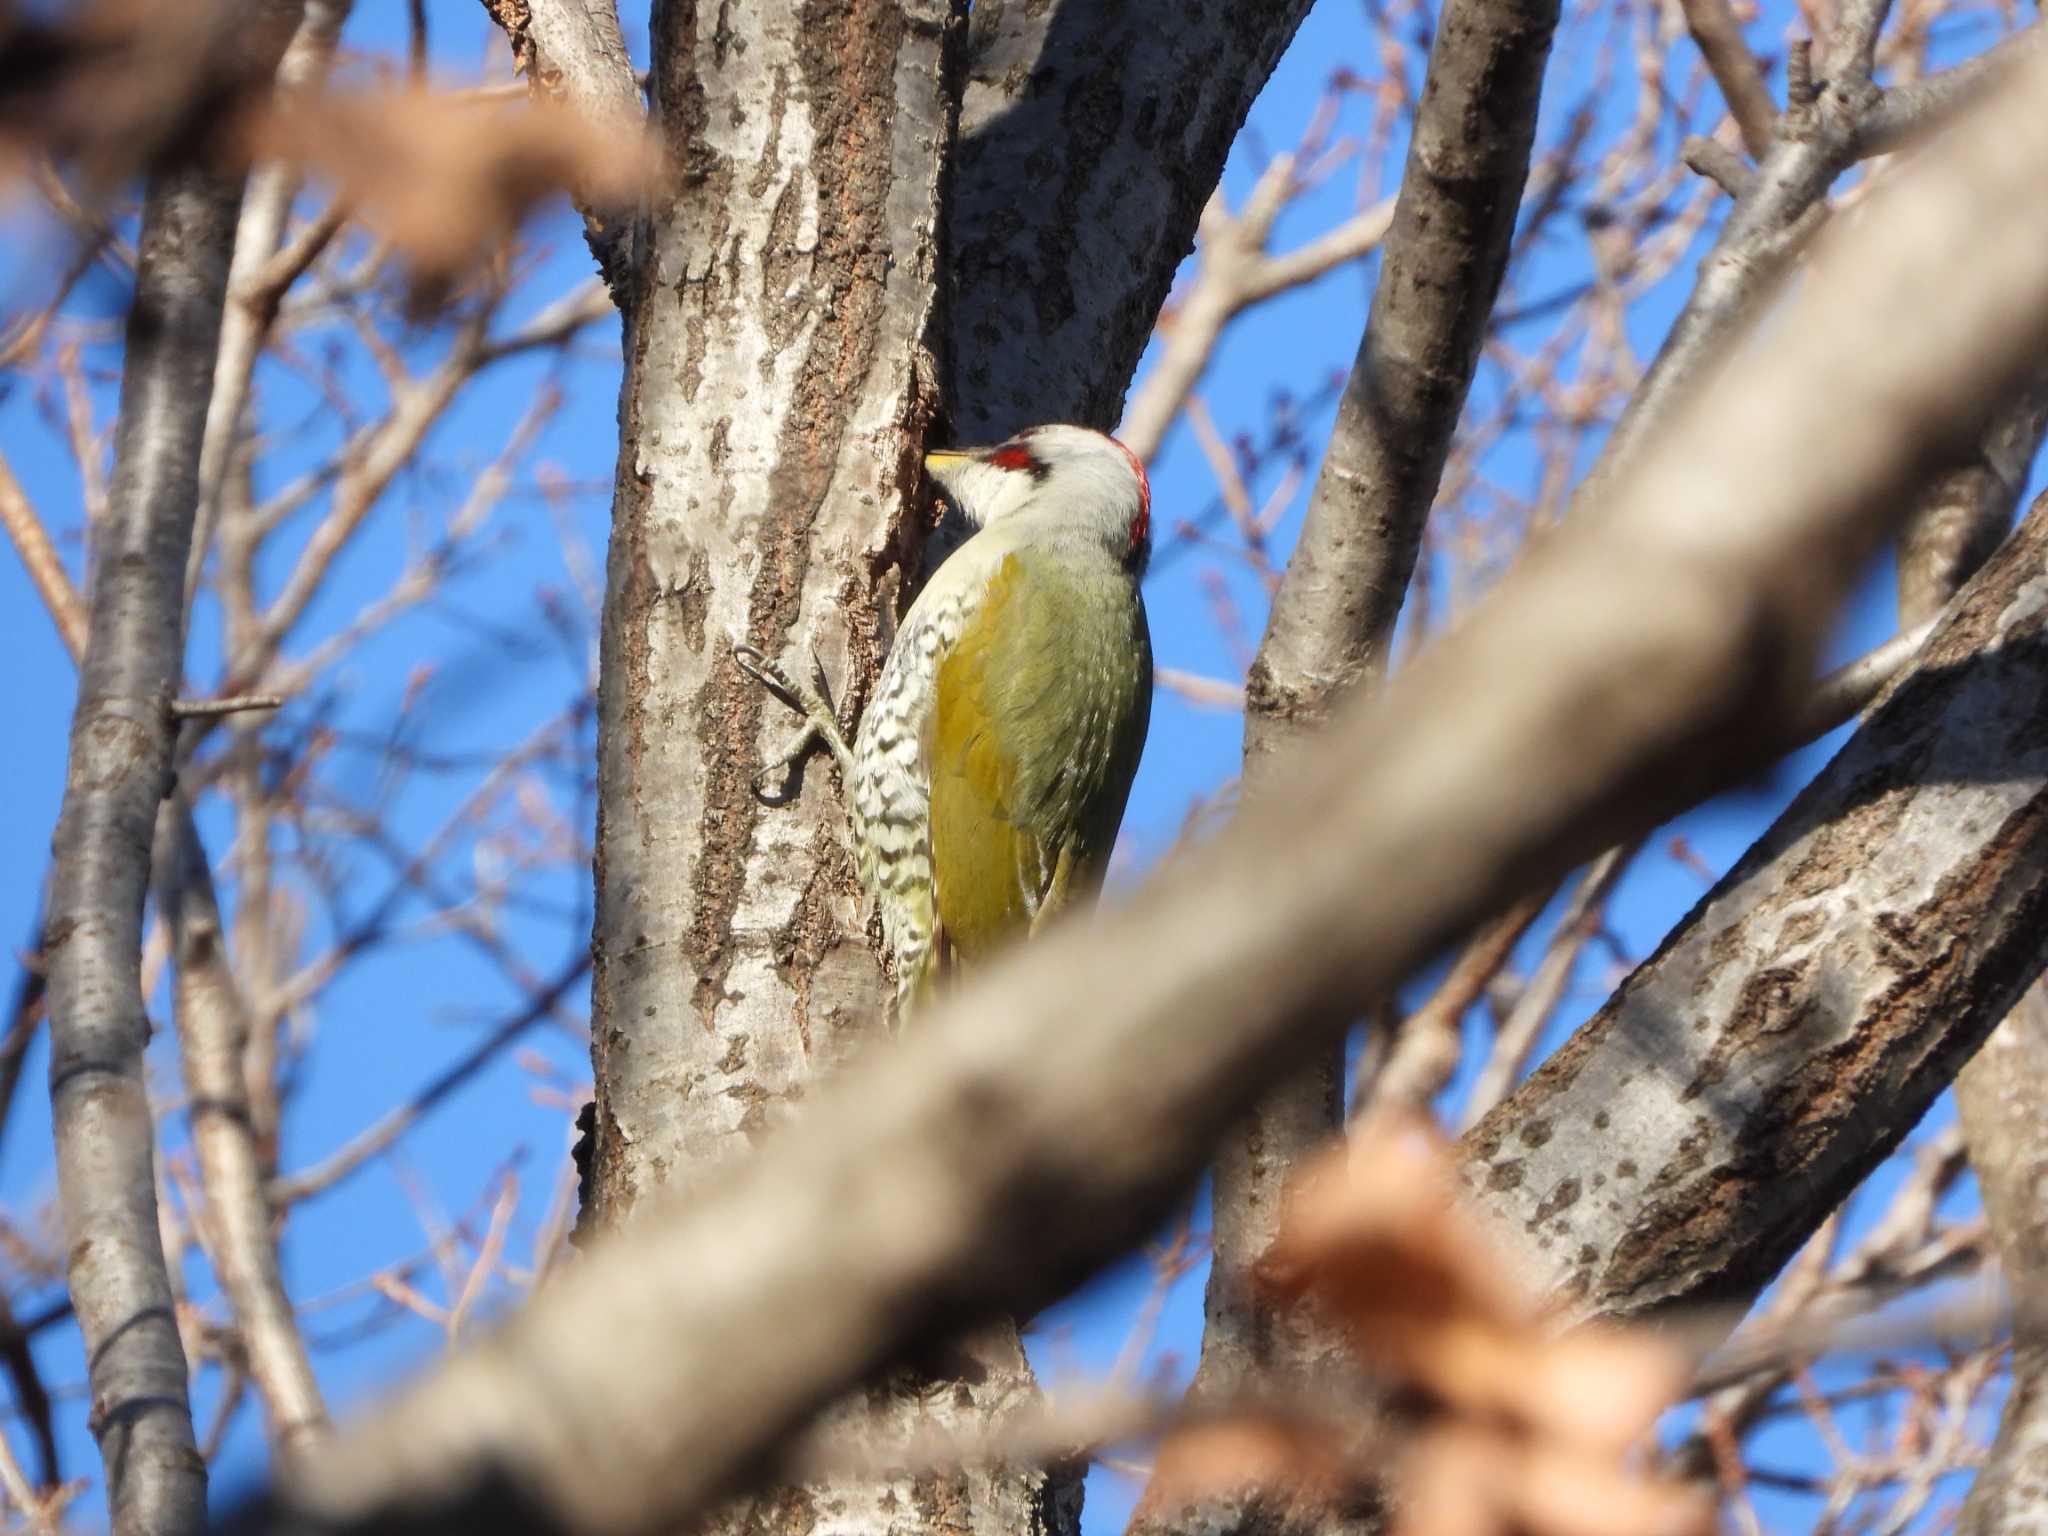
(1950, 990, 2048, 1536)
(231, 45, 2048, 1536)
(1461, 839, 1635, 1126)
(0, 451, 89, 659)
(268, 954, 590, 1206)
(1595, 0, 1899, 481)
(8, 334, 331, 1466)
(1117, 173, 1394, 464)
(1894, 368, 2048, 1536)
(43, 29, 295, 1524)
(1896, 376, 2048, 626)
(169, 694, 283, 718)
(1147, 3, 1562, 1527)
(188, 0, 353, 616)
(1370, 892, 1549, 1116)
(1796, 618, 1936, 737)
(1683, 134, 1753, 198)
(1244, 0, 1558, 760)
(154, 808, 328, 1456)
(1369, 606, 1932, 1121)
(1860, 23, 2045, 156)
(1465, 484, 2048, 1324)
(1679, 0, 1777, 159)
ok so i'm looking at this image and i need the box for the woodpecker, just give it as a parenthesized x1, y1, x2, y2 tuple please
(738, 424, 1154, 1013)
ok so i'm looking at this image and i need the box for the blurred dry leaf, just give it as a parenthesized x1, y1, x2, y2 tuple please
(1144, 1116, 1711, 1536)
(1406, 1425, 1709, 1536)
(249, 89, 660, 303)
(0, 0, 284, 190)
(1261, 1115, 1539, 1402)
(1146, 1414, 1350, 1509)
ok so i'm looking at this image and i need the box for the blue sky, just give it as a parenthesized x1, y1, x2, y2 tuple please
(0, 0, 2034, 1529)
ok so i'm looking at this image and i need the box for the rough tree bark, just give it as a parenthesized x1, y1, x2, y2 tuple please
(576, 5, 1081, 1534)
(1146, 0, 1560, 1528)
(1897, 373, 2048, 1536)
(42, 4, 298, 1526)
(1464, 493, 2048, 1324)
(247, 57, 2048, 1532)
(946, 0, 1314, 439)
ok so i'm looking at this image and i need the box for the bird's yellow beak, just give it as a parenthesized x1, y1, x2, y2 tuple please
(923, 450, 970, 470)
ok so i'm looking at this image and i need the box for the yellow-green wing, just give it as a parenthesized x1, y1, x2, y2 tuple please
(928, 551, 1151, 964)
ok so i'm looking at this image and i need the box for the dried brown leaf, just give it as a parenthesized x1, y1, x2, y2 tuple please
(1252, 1118, 1708, 1536)
(1259, 1116, 1540, 1405)
(0, 0, 282, 190)
(1403, 1426, 1712, 1536)
(1141, 1413, 1350, 1515)
(248, 89, 660, 302)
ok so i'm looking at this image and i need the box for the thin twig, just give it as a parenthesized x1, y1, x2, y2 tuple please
(0, 454, 88, 659)
(1679, 0, 1777, 157)
(170, 694, 285, 718)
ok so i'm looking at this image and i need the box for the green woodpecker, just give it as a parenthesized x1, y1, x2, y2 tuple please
(739, 425, 1154, 1012)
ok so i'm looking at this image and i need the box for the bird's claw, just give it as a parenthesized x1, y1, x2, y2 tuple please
(731, 635, 854, 795)
(749, 732, 814, 806)
(733, 641, 804, 713)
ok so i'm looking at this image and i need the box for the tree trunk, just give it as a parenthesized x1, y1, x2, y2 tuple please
(948, 0, 1314, 438)
(1954, 992, 2048, 1536)
(43, 0, 302, 1509)
(46, 156, 246, 1536)
(580, 4, 1074, 1532)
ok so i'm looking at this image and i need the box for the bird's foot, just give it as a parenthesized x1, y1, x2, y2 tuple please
(733, 638, 854, 803)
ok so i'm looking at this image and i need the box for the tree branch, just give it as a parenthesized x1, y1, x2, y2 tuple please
(229, 44, 2048, 1536)
(1896, 365, 2048, 1536)
(1678, 0, 1777, 160)
(0, 451, 89, 659)
(1952, 991, 2048, 1536)
(1859, 21, 2043, 155)
(43, 45, 292, 1531)
(155, 805, 329, 1456)
(1117, 172, 1394, 464)
(188, 0, 352, 617)
(8, 312, 332, 1467)
(1465, 486, 2048, 1323)
(1244, 0, 1558, 758)
(1594, 0, 1899, 480)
